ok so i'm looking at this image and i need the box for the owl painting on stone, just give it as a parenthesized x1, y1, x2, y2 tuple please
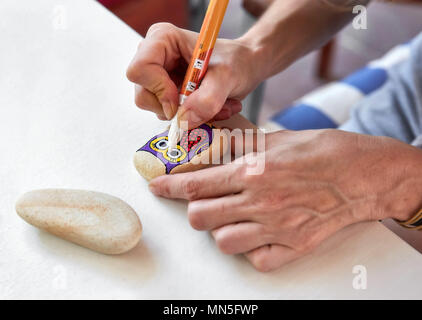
(133, 123, 228, 181)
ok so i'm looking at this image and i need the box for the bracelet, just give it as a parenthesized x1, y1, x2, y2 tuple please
(396, 207, 422, 230)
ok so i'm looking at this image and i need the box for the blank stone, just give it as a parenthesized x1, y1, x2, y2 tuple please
(15, 189, 142, 255)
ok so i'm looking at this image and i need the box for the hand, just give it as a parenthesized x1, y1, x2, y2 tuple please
(149, 129, 422, 272)
(242, 0, 274, 17)
(126, 23, 262, 128)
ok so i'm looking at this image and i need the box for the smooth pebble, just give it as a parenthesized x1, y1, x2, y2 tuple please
(15, 189, 142, 254)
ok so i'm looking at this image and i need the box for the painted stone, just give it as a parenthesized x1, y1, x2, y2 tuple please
(134, 123, 227, 181)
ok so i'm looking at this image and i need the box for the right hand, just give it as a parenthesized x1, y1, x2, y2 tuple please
(126, 23, 262, 128)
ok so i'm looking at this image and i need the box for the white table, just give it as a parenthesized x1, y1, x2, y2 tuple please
(1, 0, 422, 299)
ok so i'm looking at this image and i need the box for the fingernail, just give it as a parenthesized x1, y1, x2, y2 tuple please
(162, 102, 173, 120)
(171, 102, 178, 118)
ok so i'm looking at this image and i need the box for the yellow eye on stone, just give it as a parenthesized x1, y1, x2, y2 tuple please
(151, 136, 169, 151)
(150, 136, 187, 162)
(163, 145, 187, 163)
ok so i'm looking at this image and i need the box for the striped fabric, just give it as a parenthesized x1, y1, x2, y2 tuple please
(262, 43, 412, 132)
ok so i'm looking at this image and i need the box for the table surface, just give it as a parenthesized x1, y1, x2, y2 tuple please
(1, 0, 422, 299)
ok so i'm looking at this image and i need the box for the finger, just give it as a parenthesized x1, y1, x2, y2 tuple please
(178, 67, 233, 129)
(211, 222, 269, 254)
(188, 193, 256, 230)
(134, 85, 166, 118)
(128, 56, 178, 119)
(127, 25, 183, 119)
(149, 162, 244, 200)
(244, 244, 300, 272)
(211, 99, 242, 121)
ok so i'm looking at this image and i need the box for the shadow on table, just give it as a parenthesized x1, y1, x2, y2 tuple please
(36, 229, 157, 285)
(229, 223, 375, 295)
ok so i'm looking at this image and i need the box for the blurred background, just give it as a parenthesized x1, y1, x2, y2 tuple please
(98, 0, 422, 125)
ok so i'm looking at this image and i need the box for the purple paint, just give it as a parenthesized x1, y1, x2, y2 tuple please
(137, 123, 214, 174)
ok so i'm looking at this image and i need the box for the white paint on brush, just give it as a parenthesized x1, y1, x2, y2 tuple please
(167, 116, 181, 151)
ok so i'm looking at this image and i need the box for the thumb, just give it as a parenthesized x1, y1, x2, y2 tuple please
(178, 69, 231, 129)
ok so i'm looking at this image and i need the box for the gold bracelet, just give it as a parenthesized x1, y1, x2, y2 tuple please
(396, 207, 422, 230)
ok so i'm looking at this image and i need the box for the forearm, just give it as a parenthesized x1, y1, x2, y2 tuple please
(238, 0, 370, 81)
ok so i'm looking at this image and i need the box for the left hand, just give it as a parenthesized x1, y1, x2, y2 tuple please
(149, 129, 422, 272)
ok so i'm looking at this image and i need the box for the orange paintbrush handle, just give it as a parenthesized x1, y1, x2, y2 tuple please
(179, 0, 229, 105)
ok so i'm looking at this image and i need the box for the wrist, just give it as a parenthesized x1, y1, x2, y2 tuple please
(235, 35, 278, 86)
(227, 37, 269, 95)
(379, 143, 422, 222)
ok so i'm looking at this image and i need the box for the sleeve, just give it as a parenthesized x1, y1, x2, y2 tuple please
(339, 32, 422, 146)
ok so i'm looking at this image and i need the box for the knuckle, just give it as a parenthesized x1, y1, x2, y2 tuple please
(126, 64, 139, 83)
(217, 200, 229, 216)
(126, 58, 149, 84)
(295, 234, 318, 254)
(259, 191, 285, 210)
(242, 171, 260, 188)
(182, 178, 200, 200)
(147, 22, 175, 35)
(238, 165, 252, 183)
(273, 129, 292, 137)
(312, 129, 333, 144)
(149, 78, 168, 97)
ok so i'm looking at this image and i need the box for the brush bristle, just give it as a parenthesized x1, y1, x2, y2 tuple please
(167, 117, 180, 151)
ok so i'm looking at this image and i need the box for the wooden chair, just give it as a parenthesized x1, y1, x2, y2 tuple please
(98, 0, 189, 36)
